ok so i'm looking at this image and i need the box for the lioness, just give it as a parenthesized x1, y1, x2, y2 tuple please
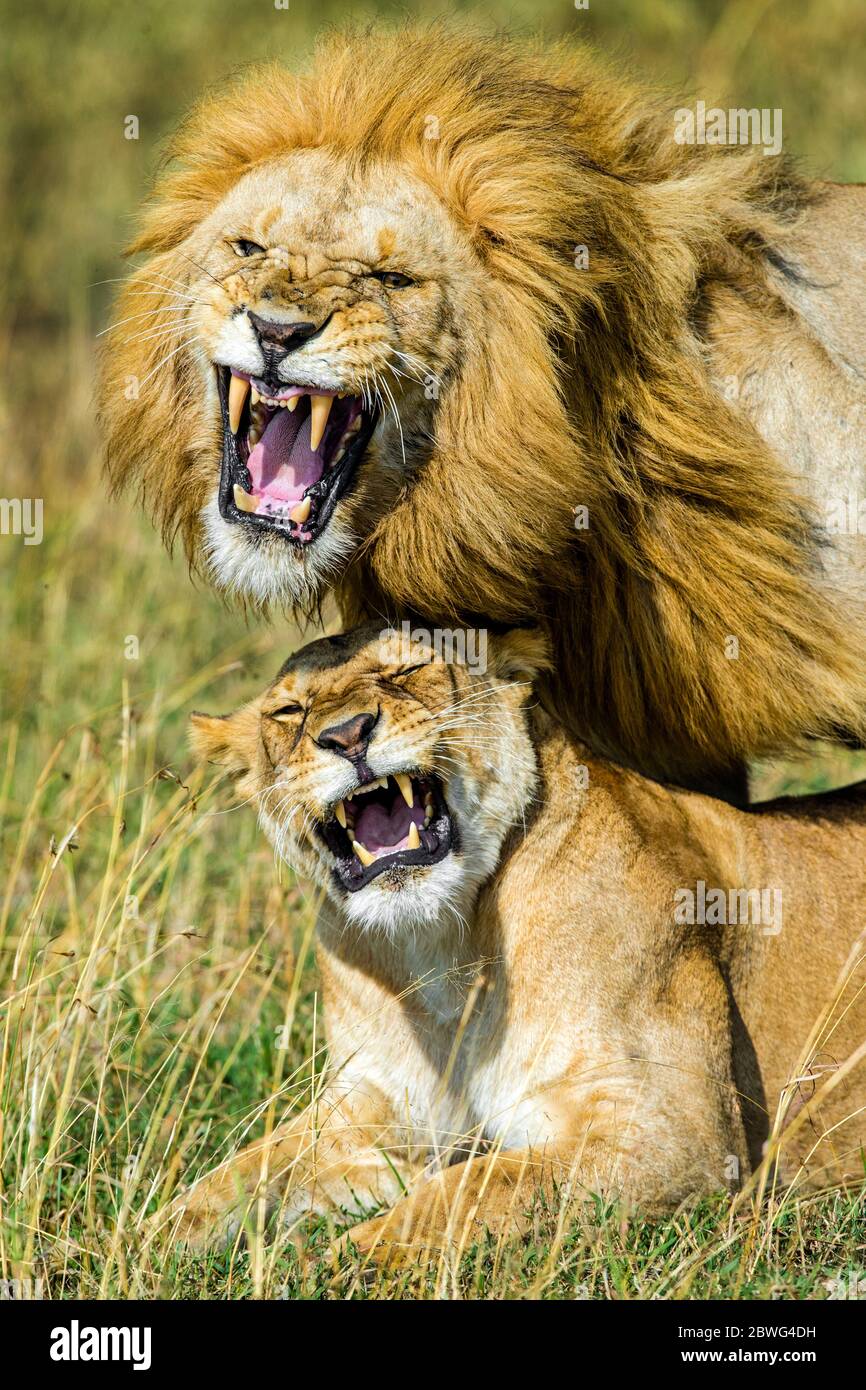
(168, 624, 866, 1262)
(99, 23, 866, 795)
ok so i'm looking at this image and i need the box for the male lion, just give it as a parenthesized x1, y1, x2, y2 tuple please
(164, 624, 866, 1262)
(100, 24, 866, 792)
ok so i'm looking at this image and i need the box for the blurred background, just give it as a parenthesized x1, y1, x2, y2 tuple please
(0, 0, 864, 1298)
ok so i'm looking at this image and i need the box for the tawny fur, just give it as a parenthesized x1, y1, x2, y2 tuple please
(99, 23, 866, 790)
(163, 625, 866, 1261)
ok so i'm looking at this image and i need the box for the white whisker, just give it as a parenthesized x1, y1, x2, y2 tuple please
(137, 337, 203, 389)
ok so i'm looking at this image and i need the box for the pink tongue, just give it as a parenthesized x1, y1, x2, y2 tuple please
(247, 409, 324, 503)
(355, 801, 423, 853)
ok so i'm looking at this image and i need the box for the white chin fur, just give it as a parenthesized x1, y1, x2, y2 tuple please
(341, 854, 474, 936)
(339, 816, 501, 937)
(200, 492, 356, 609)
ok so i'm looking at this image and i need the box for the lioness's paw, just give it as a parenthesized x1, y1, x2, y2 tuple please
(144, 1185, 244, 1254)
(334, 1211, 446, 1274)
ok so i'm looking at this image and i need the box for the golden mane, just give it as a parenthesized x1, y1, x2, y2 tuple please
(100, 22, 866, 790)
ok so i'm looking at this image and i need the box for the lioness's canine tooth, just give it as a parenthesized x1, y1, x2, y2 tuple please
(228, 374, 250, 434)
(233, 483, 258, 513)
(395, 773, 414, 808)
(353, 840, 375, 867)
(335, 800, 347, 828)
(289, 496, 311, 525)
(309, 395, 334, 451)
(407, 822, 421, 850)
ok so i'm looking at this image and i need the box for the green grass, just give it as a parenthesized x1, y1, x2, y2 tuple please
(2, 391, 865, 1300)
(2, 0, 866, 1302)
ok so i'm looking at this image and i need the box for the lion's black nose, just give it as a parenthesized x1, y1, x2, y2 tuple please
(316, 712, 378, 760)
(247, 311, 323, 356)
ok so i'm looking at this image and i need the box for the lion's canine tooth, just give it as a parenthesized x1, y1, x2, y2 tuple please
(233, 482, 258, 514)
(395, 773, 414, 808)
(228, 374, 250, 434)
(353, 840, 375, 867)
(407, 822, 421, 850)
(289, 496, 311, 525)
(335, 800, 347, 828)
(310, 395, 334, 451)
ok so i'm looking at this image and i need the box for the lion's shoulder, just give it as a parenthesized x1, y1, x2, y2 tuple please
(774, 182, 866, 376)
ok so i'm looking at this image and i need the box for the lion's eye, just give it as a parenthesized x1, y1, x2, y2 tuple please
(372, 270, 415, 289)
(231, 238, 266, 258)
(392, 663, 428, 679)
(269, 703, 303, 722)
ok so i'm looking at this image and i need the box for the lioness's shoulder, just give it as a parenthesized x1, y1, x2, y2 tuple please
(754, 778, 866, 826)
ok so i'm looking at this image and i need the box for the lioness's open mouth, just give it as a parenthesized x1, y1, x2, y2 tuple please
(216, 368, 378, 544)
(317, 771, 454, 891)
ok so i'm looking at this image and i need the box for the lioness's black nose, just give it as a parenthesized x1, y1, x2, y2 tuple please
(248, 311, 321, 355)
(316, 712, 378, 760)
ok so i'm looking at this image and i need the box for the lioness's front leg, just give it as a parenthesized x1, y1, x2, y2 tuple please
(152, 1081, 412, 1251)
(339, 1143, 587, 1269)
(341, 1122, 734, 1270)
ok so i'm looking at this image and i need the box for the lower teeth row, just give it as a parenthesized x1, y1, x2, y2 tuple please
(259, 500, 303, 521)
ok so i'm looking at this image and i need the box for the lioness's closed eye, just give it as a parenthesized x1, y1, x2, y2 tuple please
(191, 623, 548, 934)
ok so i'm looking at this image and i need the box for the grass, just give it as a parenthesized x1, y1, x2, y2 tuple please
(2, 0, 866, 1302)
(2, 384, 866, 1301)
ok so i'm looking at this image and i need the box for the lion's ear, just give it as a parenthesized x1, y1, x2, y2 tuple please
(189, 703, 260, 773)
(489, 628, 552, 684)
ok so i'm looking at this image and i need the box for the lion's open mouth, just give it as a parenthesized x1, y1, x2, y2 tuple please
(317, 771, 454, 891)
(216, 368, 378, 544)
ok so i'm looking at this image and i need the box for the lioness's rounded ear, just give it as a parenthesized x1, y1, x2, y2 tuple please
(189, 712, 234, 765)
(489, 628, 552, 683)
(189, 705, 261, 773)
